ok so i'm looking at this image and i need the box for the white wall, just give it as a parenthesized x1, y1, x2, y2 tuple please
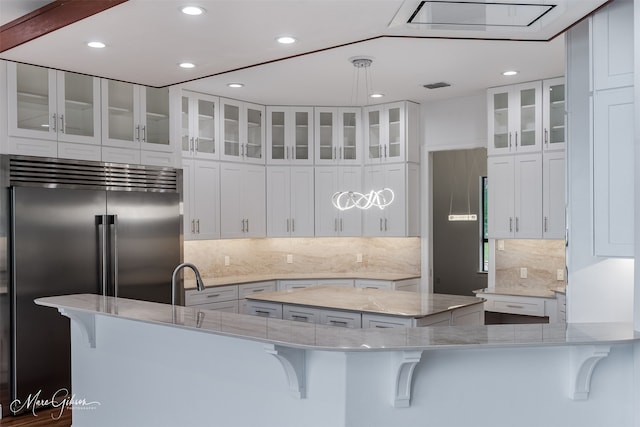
(566, 15, 635, 323)
(421, 92, 487, 152)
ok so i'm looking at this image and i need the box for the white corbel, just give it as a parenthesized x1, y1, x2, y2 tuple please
(393, 350, 424, 408)
(569, 344, 611, 400)
(264, 344, 306, 399)
(58, 309, 96, 348)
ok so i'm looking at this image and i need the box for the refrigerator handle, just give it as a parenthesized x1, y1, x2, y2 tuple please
(109, 215, 119, 299)
(96, 215, 108, 296)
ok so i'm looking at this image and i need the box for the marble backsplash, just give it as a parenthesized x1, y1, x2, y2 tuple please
(494, 239, 566, 293)
(184, 237, 421, 279)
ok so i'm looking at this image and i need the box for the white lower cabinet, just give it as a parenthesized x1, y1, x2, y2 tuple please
(186, 281, 276, 314)
(277, 279, 354, 291)
(246, 300, 283, 318)
(355, 278, 419, 292)
(318, 309, 362, 328)
(479, 293, 559, 323)
(283, 305, 318, 323)
(362, 313, 414, 328)
(238, 281, 277, 314)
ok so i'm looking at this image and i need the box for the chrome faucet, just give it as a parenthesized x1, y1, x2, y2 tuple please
(171, 262, 205, 306)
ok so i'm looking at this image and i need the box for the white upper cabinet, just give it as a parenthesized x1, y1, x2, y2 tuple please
(542, 78, 566, 152)
(266, 166, 315, 237)
(362, 163, 420, 237)
(183, 158, 220, 240)
(7, 62, 101, 156)
(314, 166, 362, 237)
(220, 98, 265, 164)
(267, 107, 313, 165)
(487, 81, 542, 156)
(542, 151, 565, 239)
(314, 107, 362, 165)
(181, 92, 219, 160)
(592, 0, 634, 90)
(488, 153, 542, 239)
(220, 162, 266, 238)
(364, 101, 419, 164)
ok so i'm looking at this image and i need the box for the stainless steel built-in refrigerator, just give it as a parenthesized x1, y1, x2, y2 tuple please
(0, 156, 182, 416)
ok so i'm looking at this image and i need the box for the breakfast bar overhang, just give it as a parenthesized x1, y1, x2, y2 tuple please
(36, 295, 640, 427)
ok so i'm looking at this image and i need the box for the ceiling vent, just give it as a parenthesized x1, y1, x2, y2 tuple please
(408, 1, 555, 28)
(423, 82, 451, 89)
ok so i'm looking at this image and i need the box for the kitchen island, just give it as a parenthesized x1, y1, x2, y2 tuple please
(35, 294, 640, 427)
(245, 286, 484, 327)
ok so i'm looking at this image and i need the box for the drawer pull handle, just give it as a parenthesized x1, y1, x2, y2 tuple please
(375, 325, 392, 328)
(255, 310, 271, 316)
(329, 320, 348, 326)
(207, 294, 221, 298)
(251, 289, 264, 293)
(506, 304, 524, 309)
(291, 315, 309, 321)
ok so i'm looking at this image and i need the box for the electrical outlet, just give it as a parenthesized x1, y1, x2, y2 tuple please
(557, 269, 564, 281)
(356, 254, 363, 263)
(287, 254, 293, 264)
(224, 256, 230, 266)
(497, 240, 505, 251)
(520, 267, 528, 279)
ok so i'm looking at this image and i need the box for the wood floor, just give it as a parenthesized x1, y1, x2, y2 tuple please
(0, 407, 71, 427)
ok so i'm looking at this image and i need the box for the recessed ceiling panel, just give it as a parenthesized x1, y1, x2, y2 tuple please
(409, 1, 555, 28)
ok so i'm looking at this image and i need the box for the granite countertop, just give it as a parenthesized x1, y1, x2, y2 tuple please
(184, 272, 421, 290)
(474, 285, 566, 299)
(245, 286, 483, 318)
(35, 294, 640, 352)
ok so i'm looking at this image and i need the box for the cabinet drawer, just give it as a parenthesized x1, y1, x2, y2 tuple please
(318, 309, 361, 328)
(238, 281, 277, 299)
(492, 298, 545, 317)
(283, 305, 318, 323)
(362, 313, 413, 328)
(246, 301, 283, 318)
(415, 311, 451, 327)
(191, 300, 239, 313)
(185, 285, 238, 306)
(316, 279, 355, 287)
(278, 280, 315, 291)
(355, 279, 392, 290)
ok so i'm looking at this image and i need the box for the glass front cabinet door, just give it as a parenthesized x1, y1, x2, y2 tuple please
(487, 81, 542, 155)
(7, 62, 100, 151)
(266, 106, 313, 165)
(543, 77, 566, 152)
(142, 86, 171, 152)
(364, 102, 408, 164)
(220, 98, 264, 163)
(314, 107, 361, 165)
(182, 92, 219, 159)
(102, 80, 140, 149)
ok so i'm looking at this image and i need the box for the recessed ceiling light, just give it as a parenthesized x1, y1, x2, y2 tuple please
(276, 36, 296, 44)
(179, 62, 195, 69)
(227, 83, 244, 88)
(181, 6, 205, 15)
(370, 93, 384, 99)
(87, 41, 106, 49)
(502, 70, 519, 76)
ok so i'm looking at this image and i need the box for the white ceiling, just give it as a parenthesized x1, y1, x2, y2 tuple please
(0, 0, 605, 106)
